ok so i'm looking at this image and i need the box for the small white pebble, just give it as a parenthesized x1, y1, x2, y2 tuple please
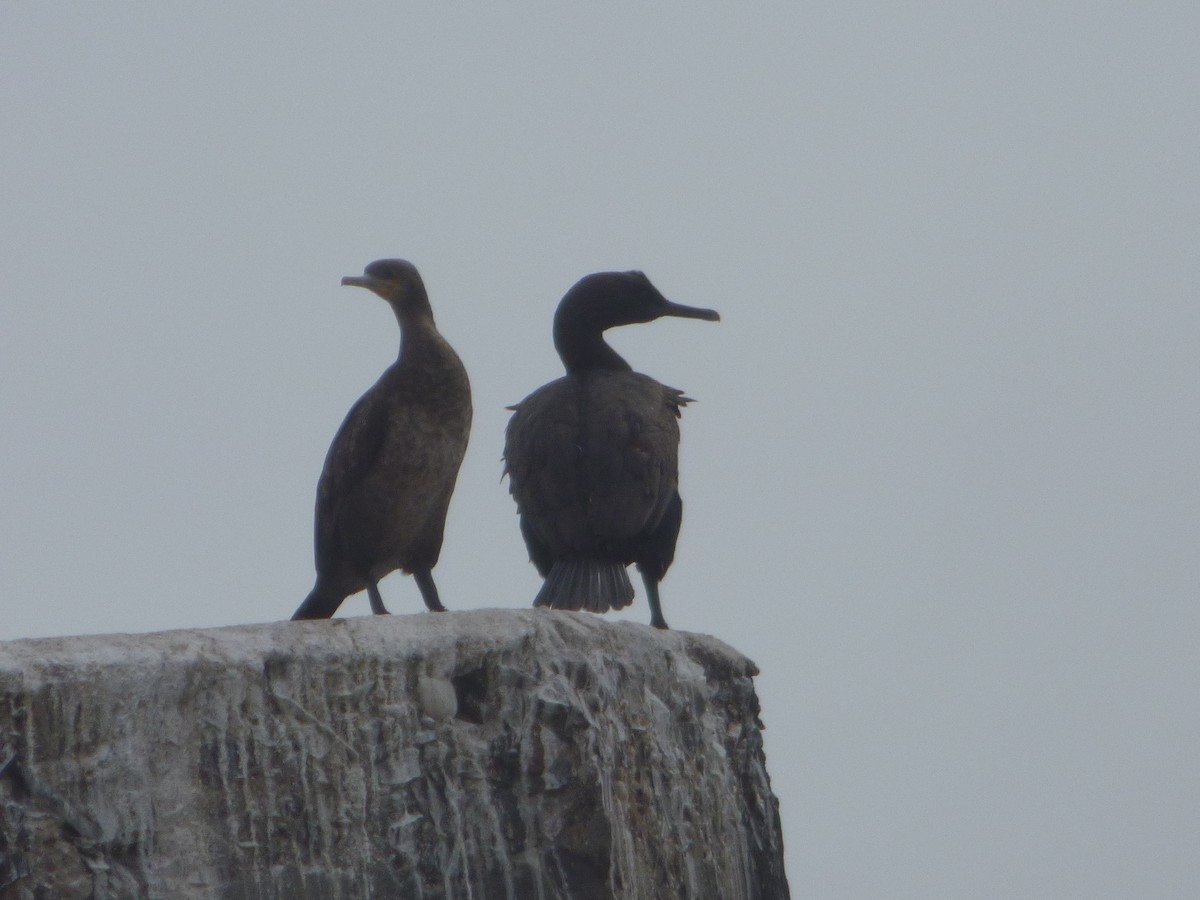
(417, 676, 457, 721)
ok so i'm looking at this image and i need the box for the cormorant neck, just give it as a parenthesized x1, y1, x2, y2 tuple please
(553, 323, 633, 374)
(392, 304, 436, 331)
(395, 311, 445, 367)
(389, 281, 444, 368)
(388, 282, 436, 331)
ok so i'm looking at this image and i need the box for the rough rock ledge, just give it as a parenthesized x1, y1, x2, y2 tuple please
(0, 609, 789, 899)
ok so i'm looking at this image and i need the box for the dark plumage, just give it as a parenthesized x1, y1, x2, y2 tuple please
(292, 259, 472, 620)
(503, 271, 718, 629)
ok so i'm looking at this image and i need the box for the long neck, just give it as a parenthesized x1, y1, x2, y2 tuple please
(389, 281, 435, 330)
(389, 282, 441, 363)
(395, 314, 453, 369)
(553, 318, 632, 373)
(392, 303, 435, 334)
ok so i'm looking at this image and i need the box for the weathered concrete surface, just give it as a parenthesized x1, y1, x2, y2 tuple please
(0, 609, 789, 899)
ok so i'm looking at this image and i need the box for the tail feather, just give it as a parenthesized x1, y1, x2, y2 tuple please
(533, 559, 634, 614)
(292, 587, 344, 620)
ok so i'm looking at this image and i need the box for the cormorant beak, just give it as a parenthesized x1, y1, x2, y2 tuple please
(341, 275, 394, 298)
(661, 300, 720, 323)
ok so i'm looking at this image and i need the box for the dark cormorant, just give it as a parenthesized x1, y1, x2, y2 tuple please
(503, 271, 719, 629)
(292, 259, 472, 620)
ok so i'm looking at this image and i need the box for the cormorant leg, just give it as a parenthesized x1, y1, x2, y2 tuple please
(414, 569, 447, 612)
(367, 580, 391, 615)
(640, 572, 670, 630)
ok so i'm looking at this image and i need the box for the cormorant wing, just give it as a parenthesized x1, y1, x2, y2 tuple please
(581, 375, 685, 541)
(504, 378, 593, 554)
(313, 385, 391, 563)
(504, 374, 689, 554)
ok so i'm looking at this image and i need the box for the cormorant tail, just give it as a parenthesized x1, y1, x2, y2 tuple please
(292, 587, 344, 620)
(533, 559, 634, 613)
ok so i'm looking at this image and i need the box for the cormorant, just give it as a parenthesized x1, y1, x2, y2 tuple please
(292, 259, 472, 620)
(503, 271, 719, 629)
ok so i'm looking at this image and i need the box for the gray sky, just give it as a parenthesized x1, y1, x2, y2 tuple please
(3, 4, 1197, 897)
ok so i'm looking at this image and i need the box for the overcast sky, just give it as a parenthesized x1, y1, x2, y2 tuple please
(3, 4, 1198, 897)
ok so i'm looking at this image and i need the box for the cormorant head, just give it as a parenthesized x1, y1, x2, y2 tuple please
(341, 259, 433, 321)
(553, 271, 720, 372)
(557, 271, 720, 332)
